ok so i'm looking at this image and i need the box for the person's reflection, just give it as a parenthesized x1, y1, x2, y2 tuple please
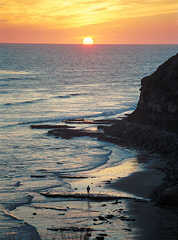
(87, 199, 91, 209)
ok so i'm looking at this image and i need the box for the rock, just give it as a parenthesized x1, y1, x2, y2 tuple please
(40, 191, 134, 201)
(98, 216, 106, 221)
(63, 118, 114, 125)
(100, 53, 178, 154)
(47, 226, 94, 232)
(96, 236, 104, 240)
(30, 175, 46, 178)
(105, 214, 114, 219)
(130, 53, 178, 133)
(105, 180, 111, 184)
(101, 119, 178, 154)
(101, 204, 107, 207)
(30, 124, 75, 129)
(98, 233, 108, 237)
(48, 127, 100, 139)
(119, 216, 135, 221)
(123, 228, 132, 232)
(14, 181, 21, 187)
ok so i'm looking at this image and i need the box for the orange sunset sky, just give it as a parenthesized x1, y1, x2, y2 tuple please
(0, 0, 178, 44)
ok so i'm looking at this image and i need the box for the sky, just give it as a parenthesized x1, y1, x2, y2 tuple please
(0, 0, 178, 44)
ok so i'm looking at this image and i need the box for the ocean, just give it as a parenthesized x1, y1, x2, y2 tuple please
(0, 44, 178, 239)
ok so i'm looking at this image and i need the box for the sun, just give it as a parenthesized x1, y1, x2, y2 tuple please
(83, 37, 94, 45)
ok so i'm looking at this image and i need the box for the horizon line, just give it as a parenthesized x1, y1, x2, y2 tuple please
(0, 42, 178, 46)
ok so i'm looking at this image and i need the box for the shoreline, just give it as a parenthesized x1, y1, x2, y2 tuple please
(10, 148, 178, 240)
(32, 118, 178, 206)
(3, 129, 178, 240)
(71, 149, 165, 200)
(4, 110, 178, 239)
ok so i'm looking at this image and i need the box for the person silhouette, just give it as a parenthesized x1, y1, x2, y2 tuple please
(87, 185, 90, 194)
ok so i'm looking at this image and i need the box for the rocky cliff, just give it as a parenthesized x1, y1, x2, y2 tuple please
(120, 53, 178, 205)
(129, 53, 178, 133)
(102, 53, 178, 153)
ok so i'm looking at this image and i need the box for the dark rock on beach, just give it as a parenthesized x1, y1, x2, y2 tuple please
(48, 127, 100, 139)
(47, 226, 94, 232)
(63, 118, 114, 125)
(100, 120, 178, 154)
(30, 124, 75, 129)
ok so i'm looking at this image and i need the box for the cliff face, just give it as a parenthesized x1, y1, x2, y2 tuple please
(131, 53, 178, 132)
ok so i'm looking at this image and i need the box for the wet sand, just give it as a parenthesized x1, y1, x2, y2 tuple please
(1, 140, 177, 240)
(106, 157, 178, 240)
(9, 152, 178, 240)
(0, 205, 41, 240)
(109, 169, 164, 199)
(124, 200, 178, 240)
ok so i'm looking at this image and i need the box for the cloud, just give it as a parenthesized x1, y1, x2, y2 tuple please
(0, 19, 8, 22)
(0, 0, 178, 29)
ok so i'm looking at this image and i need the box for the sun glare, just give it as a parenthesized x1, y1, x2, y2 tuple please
(83, 37, 94, 45)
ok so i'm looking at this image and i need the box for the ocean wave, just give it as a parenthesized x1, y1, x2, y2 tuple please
(0, 107, 133, 129)
(101, 107, 134, 118)
(7, 77, 24, 81)
(0, 91, 9, 94)
(0, 76, 39, 82)
(2, 93, 83, 107)
(0, 84, 9, 87)
(4, 98, 45, 107)
(53, 93, 84, 99)
(54, 148, 113, 174)
(8, 77, 39, 81)
(0, 70, 31, 75)
(17, 110, 126, 125)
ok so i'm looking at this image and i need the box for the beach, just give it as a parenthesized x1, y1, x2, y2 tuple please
(3, 147, 176, 240)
